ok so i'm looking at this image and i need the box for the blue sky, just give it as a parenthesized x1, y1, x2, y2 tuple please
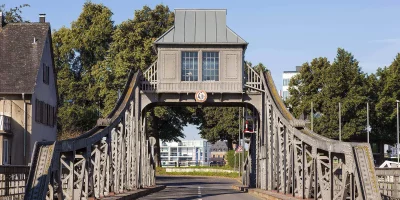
(4, 0, 400, 140)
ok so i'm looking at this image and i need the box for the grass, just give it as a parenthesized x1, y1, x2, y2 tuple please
(156, 167, 240, 178)
(185, 165, 234, 170)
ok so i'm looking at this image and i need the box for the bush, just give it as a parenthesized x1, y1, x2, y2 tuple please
(226, 150, 247, 169)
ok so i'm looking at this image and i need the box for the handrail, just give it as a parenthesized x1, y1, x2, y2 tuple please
(141, 61, 158, 91)
(244, 62, 263, 92)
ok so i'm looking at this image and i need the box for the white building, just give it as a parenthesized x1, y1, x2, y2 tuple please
(160, 139, 212, 167)
(384, 144, 398, 158)
(282, 66, 302, 100)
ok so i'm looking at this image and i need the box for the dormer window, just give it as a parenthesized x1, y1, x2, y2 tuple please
(202, 52, 219, 81)
(181, 52, 198, 81)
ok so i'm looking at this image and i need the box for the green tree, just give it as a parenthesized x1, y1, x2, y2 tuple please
(199, 107, 249, 150)
(0, 4, 30, 23)
(375, 54, 400, 145)
(53, 2, 114, 138)
(287, 48, 369, 141)
(286, 57, 330, 117)
(102, 5, 174, 115)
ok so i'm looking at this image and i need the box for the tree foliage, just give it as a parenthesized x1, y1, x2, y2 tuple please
(53, 2, 114, 138)
(198, 107, 241, 149)
(102, 5, 174, 115)
(374, 54, 400, 144)
(287, 48, 369, 141)
(0, 4, 30, 23)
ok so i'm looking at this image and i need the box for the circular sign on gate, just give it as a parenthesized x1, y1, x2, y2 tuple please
(195, 90, 207, 102)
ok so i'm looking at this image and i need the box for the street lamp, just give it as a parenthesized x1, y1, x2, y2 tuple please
(397, 100, 400, 163)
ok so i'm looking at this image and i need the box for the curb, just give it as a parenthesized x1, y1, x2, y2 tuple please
(231, 185, 302, 200)
(102, 185, 166, 200)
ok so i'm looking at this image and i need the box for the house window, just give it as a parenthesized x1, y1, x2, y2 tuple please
(35, 98, 55, 127)
(282, 91, 289, 100)
(202, 52, 219, 81)
(283, 78, 289, 86)
(3, 139, 8, 165)
(181, 52, 198, 81)
(43, 64, 49, 84)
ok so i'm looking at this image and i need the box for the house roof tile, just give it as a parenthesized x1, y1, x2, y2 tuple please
(0, 22, 50, 94)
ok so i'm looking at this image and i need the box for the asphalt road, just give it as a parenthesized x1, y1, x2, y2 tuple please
(139, 176, 259, 200)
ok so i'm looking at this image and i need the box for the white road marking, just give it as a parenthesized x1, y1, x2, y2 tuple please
(198, 186, 202, 199)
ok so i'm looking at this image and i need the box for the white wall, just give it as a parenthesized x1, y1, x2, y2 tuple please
(282, 72, 299, 100)
(160, 139, 211, 166)
(30, 33, 57, 160)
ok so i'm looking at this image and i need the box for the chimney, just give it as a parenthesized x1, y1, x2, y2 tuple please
(39, 14, 46, 23)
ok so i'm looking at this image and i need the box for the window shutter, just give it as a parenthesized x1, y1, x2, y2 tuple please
(49, 106, 52, 127)
(40, 101, 44, 124)
(43, 64, 45, 83)
(53, 106, 55, 127)
(35, 99, 38, 123)
(47, 65, 50, 84)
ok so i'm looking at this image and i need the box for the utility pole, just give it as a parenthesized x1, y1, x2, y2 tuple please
(397, 100, 399, 163)
(311, 102, 314, 132)
(242, 106, 245, 176)
(238, 107, 241, 176)
(367, 102, 370, 144)
(339, 102, 341, 141)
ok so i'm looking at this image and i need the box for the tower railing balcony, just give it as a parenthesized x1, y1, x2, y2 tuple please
(0, 115, 11, 133)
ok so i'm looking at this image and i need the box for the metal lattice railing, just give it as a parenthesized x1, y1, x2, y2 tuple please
(244, 62, 263, 92)
(0, 165, 29, 199)
(376, 168, 400, 199)
(141, 61, 158, 91)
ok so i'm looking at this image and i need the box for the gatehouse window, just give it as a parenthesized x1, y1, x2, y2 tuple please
(181, 52, 198, 81)
(202, 52, 219, 81)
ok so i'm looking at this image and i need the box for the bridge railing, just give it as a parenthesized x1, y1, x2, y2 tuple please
(244, 62, 263, 92)
(141, 61, 158, 91)
(0, 165, 29, 199)
(376, 168, 400, 199)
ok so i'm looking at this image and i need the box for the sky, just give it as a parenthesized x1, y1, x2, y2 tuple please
(4, 0, 400, 140)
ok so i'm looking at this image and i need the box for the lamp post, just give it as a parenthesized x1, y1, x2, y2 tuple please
(397, 100, 400, 163)
(339, 102, 341, 141)
(367, 102, 371, 144)
(311, 102, 314, 132)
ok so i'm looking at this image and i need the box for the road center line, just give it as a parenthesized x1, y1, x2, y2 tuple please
(197, 186, 202, 199)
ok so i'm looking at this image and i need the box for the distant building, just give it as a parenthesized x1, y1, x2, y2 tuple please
(282, 66, 302, 100)
(210, 140, 228, 162)
(160, 139, 211, 167)
(0, 13, 58, 165)
(384, 144, 398, 158)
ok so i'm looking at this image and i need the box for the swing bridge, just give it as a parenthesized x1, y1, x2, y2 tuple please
(23, 9, 395, 200)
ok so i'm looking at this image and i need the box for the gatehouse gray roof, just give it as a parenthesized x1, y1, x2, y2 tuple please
(154, 9, 247, 46)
